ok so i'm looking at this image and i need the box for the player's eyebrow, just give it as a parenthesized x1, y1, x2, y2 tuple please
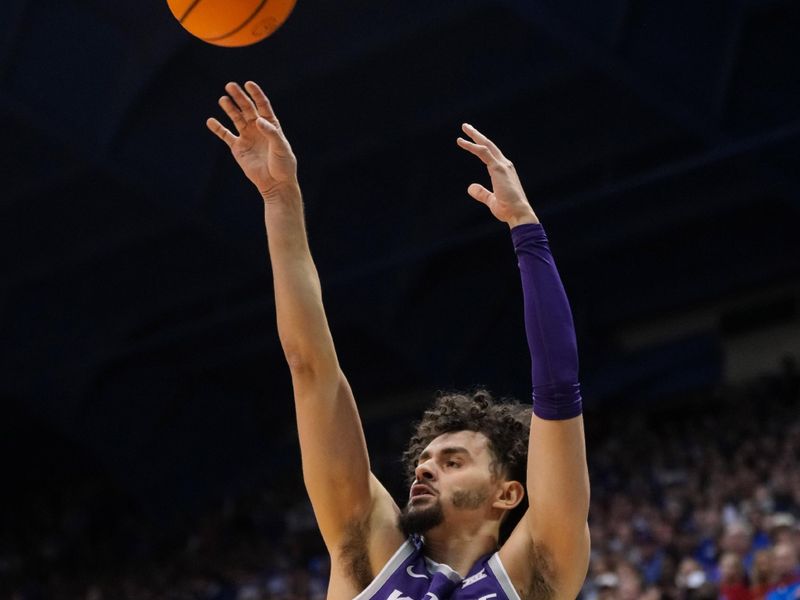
(418, 446, 471, 463)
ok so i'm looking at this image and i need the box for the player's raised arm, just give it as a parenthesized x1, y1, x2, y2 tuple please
(206, 82, 399, 558)
(457, 124, 590, 599)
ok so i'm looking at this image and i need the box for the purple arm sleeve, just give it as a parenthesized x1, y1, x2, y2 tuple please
(512, 223, 583, 420)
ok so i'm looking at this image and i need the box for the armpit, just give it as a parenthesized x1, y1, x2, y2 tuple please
(339, 517, 373, 591)
(525, 542, 556, 600)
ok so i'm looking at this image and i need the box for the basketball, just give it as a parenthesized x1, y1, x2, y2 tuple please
(166, 0, 296, 47)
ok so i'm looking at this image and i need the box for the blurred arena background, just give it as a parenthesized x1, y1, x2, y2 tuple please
(1, 0, 799, 598)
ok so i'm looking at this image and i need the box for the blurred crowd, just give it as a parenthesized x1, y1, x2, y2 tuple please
(1, 473, 331, 600)
(3, 359, 799, 600)
(583, 359, 800, 600)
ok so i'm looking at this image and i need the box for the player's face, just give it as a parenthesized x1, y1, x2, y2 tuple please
(399, 430, 499, 535)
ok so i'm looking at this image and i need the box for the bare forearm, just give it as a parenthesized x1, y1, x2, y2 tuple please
(263, 183, 338, 373)
(262, 190, 376, 541)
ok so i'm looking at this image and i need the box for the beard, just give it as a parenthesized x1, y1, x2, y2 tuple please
(451, 487, 489, 509)
(397, 486, 490, 536)
(398, 497, 445, 536)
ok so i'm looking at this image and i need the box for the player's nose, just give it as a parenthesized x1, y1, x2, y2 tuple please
(414, 461, 435, 482)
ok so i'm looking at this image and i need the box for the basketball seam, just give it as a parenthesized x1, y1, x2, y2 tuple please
(178, 0, 204, 23)
(201, 0, 271, 42)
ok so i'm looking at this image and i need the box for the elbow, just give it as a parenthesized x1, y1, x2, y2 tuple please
(284, 349, 312, 373)
(283, 347, 339, 381)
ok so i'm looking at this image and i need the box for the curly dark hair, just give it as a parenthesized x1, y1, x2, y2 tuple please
(401, 389, 532, 540)
(402, 388, 532, 483)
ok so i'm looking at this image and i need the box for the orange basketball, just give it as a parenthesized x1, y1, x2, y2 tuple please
(166, 0, 296, 47)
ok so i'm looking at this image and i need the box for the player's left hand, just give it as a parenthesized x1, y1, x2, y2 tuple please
(457, 124, 539, 228)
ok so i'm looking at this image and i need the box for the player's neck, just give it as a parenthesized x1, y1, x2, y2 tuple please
(422, 522, 499, 578)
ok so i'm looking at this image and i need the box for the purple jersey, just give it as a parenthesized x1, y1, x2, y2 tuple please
(354, 537, 521, 600)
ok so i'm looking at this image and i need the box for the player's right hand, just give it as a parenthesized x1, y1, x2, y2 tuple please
(206, 81, 297, 201)
(456, 123, 538, 228)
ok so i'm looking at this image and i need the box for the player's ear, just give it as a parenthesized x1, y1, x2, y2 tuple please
(492, 480, 525, 511)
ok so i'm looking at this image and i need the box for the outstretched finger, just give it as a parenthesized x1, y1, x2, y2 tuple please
(462, 123, 503, 161)
(225, 82, 259, 122)
(456, 137, 496, 166)
(219, 96, 247, 133)
(467, 183, 495, 205)
(206, 117, 237, 147)
(244, 81, 280, 126)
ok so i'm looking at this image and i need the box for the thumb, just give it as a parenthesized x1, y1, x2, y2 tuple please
(467, 183, 494, 205)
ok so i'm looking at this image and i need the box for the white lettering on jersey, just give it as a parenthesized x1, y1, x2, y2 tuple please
(477, 594, 498, 600)
(462, 569, 488, 588)
(424, 593, 439, 600)
(406, 565, 429, 579)
(387, 590, 414, 600)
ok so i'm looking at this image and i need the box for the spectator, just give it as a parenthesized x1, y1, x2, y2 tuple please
(752, 549, 776, 600)
(767, 543, 800, 600)
(594, 572, 620, 600)
(719, 551, 753, 600)
(676, 557, 710, 600)
(769, 514, 798, 547)
(723, 521, 757, 571)
(616, 561, 643, 600)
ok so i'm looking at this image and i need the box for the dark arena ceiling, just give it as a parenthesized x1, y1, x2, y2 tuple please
(2, 0, 799, 512)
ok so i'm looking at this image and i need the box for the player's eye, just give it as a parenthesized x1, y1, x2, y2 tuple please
(446, 460, 460, 468)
